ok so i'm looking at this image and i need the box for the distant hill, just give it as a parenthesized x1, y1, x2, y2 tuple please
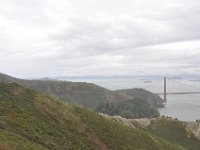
(97, 98, 159, 119)
(17, 80, 130, 111)
(116, 88, 164, 108)
(0, 82, 192, 150)
(0, 73, 163, 118)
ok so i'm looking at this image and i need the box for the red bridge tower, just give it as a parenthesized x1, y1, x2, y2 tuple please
(164, 77, 167, 102)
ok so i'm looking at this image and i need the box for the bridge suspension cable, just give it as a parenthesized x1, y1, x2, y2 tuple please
(144, 78, 163, 89)
(168, 78, 200, 90)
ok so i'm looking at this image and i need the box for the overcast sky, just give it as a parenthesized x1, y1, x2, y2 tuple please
(0, 0, 200, 78)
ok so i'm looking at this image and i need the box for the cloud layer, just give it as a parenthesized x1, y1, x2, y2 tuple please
(0, 0, 200, 78)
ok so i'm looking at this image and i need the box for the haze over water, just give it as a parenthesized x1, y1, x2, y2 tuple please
(65, 78, 200, 122)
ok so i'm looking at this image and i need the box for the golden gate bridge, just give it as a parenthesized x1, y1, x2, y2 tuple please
(145, 77, 200, 102)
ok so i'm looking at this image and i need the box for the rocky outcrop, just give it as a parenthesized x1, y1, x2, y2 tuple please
(118, 117, 200, 140)
(185, 122, 200, 140)
(130, 118, 151, 127)
(99, 113, 135, 128)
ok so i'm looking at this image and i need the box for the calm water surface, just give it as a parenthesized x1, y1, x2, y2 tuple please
(159, 94, 200, 121)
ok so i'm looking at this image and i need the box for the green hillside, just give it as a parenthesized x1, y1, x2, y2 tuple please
(147, 118, 200, 150)
(0, 73, 18, 82)
(0, 73, 129, 111)
(0, 82, 188, 150)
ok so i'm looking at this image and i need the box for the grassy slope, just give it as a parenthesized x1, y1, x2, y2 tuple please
(0, 82, 185, 150)
(147, 118, 200, 150)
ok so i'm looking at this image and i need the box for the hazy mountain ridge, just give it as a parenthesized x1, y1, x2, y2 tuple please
(0, 82, 196, 150)
(0, 73, 163, 118)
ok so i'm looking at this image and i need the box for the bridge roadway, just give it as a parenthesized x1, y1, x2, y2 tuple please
(156, 92, 200, 95)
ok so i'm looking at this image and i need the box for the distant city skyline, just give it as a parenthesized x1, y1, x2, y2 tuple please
(0, 0, 200, 78)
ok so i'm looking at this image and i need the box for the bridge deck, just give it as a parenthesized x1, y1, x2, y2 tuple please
(156, 92, 200, 95)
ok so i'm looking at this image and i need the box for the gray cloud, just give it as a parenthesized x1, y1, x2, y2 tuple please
(0, 0, 200, 78)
